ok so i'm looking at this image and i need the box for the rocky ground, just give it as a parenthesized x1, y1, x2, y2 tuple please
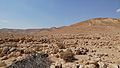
(0, 18, 120, 68)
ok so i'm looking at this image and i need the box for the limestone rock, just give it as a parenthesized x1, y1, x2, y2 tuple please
(98, 62, 107, 68)
(0, 60, 6, 67)
(108, 64, 119, 68)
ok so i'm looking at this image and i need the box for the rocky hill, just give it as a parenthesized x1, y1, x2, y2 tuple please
(0, 18, 120, 68)
(49, 18, 120, 34)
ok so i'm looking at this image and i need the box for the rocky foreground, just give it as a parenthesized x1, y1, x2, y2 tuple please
(0, 18, 120, 68)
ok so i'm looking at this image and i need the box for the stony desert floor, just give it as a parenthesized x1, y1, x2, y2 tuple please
(0, 18, 120, 68)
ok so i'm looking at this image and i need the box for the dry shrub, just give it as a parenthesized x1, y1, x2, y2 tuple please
(60, 49, 77, 62)
(7, 53, 52, 68)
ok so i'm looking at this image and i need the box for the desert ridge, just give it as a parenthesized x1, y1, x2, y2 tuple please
(0, 18, 120, 68)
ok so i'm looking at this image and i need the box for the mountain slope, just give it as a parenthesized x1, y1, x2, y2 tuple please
(0, 18, 120, 35)
(49, 18, 120, 34)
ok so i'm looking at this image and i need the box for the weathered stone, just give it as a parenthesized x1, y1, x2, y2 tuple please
(54, 63, 62, 68)
(4, 57, 16, 67)
(14, 52, 21, 57)
(85, 64, 96, 68)
(1, 47, 9, 56)
(7, 52, 15, 58)
(79, 65, 84, 68)
(50, 48, 59, 54)
(54, 54, 59, 58)
(98, 62, 107, 68)
(50, 64, 55, 68)
(75, 47, 89, 55)
(23, 48, 35, 54)
(9, 47, 16, 52)
(0, 48, 2, 54)
(88, 60, 98, 64)
(75, 64, 80, 68)
(0, 60, 6, 67)
(108, 64, 119, 68)
(2, 47, 9, 54)
(1, 56, 8, 60)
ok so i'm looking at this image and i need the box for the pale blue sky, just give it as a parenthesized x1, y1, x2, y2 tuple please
(0, 0, 120, 29)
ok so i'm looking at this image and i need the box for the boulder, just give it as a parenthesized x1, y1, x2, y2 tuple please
(108, 64, 119, 68)
(98, 62, 107, 68)
(2, 46, 9, 54)
(85, 64, 96, 68)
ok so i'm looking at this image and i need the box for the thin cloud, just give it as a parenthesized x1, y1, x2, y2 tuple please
(116, 8, 120, 13)
(0, 19, 8, 23)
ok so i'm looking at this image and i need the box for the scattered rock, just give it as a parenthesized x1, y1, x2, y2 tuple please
(108, 64, 119, 68)
(98, 62, 107, 68)
(9, 47, 16, 53)
(88, 60, 98, 64)
(85, 64, 97, 68)
(0, 60, 6, 67)
(1, 56, 8, 60)
(74, 47, 89, 55)
(0, 48, 2, 54)
(2, 46, 9, 55)
(54, 63, 62, 68)
(7, 52, 15, 58)
(79, 65, 84, 68)
(56, 42, 66, 49)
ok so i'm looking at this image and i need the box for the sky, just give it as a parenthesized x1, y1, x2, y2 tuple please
(0, 0, 120, 29)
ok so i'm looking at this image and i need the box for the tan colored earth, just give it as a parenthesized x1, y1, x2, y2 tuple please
(0, 18, 120, 68)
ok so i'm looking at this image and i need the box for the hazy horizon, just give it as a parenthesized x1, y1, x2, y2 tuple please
(0, 0, 120, 29)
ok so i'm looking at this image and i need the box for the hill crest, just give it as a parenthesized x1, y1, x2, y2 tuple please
(70, 18, 120, 27)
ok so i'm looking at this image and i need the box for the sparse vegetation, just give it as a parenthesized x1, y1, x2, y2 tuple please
(7, 53, 51, 68)
(60, 49, 77, 62)
(0, 18, 120, 67)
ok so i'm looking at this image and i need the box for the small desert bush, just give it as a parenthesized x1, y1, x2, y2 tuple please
(7, 53, 52, 68)
(60, 49, 77, 62)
